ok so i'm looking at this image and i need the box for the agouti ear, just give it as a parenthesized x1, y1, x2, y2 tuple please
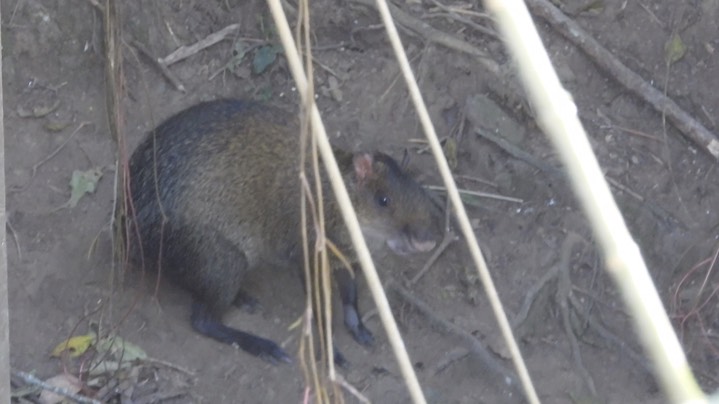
(353, 153, 374, 182)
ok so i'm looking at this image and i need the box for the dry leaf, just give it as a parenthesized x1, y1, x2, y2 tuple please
(39, 374, 82, 404)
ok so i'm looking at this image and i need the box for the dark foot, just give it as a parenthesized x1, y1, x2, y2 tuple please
(344, 306, 375, 346)
(245, 336, 292, 365)
(191, 302, 291, 364)
(234, 290, 261, 314)
(334, 347, 350, 368)
(337, 267, 375, 346)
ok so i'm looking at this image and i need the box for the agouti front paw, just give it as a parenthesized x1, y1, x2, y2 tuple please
(344, 306, 375, 346)
(349, 323, 375, 347)
(333, 348, 350, 368)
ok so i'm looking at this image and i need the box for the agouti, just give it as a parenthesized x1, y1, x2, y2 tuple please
(127, 99, 442, 364)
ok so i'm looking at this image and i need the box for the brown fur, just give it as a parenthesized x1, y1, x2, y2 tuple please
(127, 99, 442, 363)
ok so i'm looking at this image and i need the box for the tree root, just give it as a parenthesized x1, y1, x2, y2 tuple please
(389, 284, 520, 393)
(513, 232, 653, 397)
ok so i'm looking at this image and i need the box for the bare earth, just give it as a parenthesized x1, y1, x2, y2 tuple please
(5, 0, 719, 403)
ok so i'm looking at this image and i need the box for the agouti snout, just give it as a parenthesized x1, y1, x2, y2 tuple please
(128, 99, 442, 364)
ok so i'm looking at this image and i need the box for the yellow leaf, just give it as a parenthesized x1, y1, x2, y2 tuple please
(50, 334, 96, 358)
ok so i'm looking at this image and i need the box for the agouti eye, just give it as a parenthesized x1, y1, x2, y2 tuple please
(376, 194, 390, 207)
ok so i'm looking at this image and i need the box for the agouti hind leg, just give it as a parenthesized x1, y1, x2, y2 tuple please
(168, 225, 291, 364)
(191, 301, 291, 364)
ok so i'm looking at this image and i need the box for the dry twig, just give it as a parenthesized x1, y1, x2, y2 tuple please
(426, 0, 498, 38)
(132, 41, 186, 93)
(266, 0, 428, 401)
(367, 0, 539, 400)
(409, 229, 457, 285)
(567, 294, 651, 375)
(31, 122, 91, 178)
(161, 24, 240, 66)
(6, 218, 21, 261)
(134, 390, 191, 404)
(334, 373, 371, 404)
(143, 357, 196, 377)
(390, 284, 520, 391)
(12, 370, 102, 404)
(431, 347, 471, 375)
(349, 0, 492, 64)
(526, 0, 719, 160)
(468, 106, 680, 227)
(425, 185, 523, 204)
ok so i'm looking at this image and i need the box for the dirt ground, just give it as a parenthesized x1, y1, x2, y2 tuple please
(4, 0, 719, 403)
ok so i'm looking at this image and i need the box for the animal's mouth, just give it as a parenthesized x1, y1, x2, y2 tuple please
(386, 236, 437, 256)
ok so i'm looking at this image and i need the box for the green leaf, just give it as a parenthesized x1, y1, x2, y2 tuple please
(95, 335, 147, 362)
(68, 168, 103, 208)
(252, 45, 279, 75)
(665, 33, 686, 65)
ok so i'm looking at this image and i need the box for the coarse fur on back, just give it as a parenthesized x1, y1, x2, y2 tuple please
(127, 98, 442, 363)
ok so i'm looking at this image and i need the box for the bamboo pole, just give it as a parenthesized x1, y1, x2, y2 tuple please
(0, 1, 10, 402)
(265, 1, 428, 402)
(485, 1, 705, 402)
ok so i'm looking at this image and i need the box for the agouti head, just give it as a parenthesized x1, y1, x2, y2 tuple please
(348, 152, 442, 256)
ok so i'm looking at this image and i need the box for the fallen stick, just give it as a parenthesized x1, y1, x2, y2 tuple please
(12, 370, 102, 404)
(409, 229, 456, 285)
(132, 40, 186, 93)
(467, 99, 681, 228)
(526, 0, 719, 160)
(160, 23, 240, 66)
(349, 0, 495, 72)
(348, 0, 530, 116)
(389, 284, 520, 392)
